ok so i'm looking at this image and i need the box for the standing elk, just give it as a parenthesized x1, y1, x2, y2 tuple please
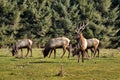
(74, 22, 99, 63)
(72, 38, 100, 58)
(43, 37, 72, 58)
(87, 38, 100, 57)
(11, 39, 33, 58)
(74, 22, 88, 63)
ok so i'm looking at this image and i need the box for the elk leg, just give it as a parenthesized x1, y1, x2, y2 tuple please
(21, 49, 23, 58)
(61, 47, 66, 58)
(81, 51, 85, 63)
(48, 49, 53, 58)
(93, 49, 97, 57)
(85, 49, 90, 59)
(25, 48, 29, 57)
(95, 48, 99, 57)
(67, 44, 72, 58)
(54, 48, 56, 59)
(66, 47, 70, 58)
(97, 48, 100, 57)
(78, 52, 80, 63)
(30, 48, 32, 57)
(91, 48, 94, 58)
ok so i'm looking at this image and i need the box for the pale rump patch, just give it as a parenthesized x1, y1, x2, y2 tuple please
(91, 38, 99, 48)
(28, 39, 33, 46)
(62, 37, 70, 46)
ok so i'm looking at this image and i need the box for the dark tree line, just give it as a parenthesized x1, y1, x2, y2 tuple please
(0, 0, 120, 48)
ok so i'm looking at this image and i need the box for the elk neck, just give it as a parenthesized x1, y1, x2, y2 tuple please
(78, 33, 87, 50)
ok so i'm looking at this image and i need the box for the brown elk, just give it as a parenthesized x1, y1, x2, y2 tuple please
(74, 22, 99, 63)
(43, 37, 72, 58)
(72, 38, 100, 58)
(11, 39, 33, 58)
(74, 22, 88, 63)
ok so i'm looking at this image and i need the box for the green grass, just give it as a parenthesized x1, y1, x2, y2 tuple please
(0, 48, 120, 80)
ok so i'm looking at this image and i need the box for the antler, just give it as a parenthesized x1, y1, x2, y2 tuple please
(77, 22, 88, 33)
(75, 23, 79, 33)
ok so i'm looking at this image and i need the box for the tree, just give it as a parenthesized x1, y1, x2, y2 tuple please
(0, 0, 119, 48)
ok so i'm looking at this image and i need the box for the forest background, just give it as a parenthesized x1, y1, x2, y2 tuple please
(0, 0, 120, 48)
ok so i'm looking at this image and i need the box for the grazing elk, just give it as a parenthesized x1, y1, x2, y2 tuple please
(43, 37, 72, 58)
(11, 39, 33, 58)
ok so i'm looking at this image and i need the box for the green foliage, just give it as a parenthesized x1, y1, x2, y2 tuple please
(0, 0, 119, 48)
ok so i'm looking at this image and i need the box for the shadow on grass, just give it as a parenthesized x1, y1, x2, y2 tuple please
(9, 56, 77, 64)
(100, 56, 108, 58)
(30, 57, 44, 59)
(10, 58, 23, 61)
(29, 61, 57, 64)
(0, 55, 11, 57)
(100, 55, 116, 58)
(10, 56, 44, 61)
(29, 59, 71, 64)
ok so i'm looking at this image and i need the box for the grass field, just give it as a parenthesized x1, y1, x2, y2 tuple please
(0, 48, 120, 80)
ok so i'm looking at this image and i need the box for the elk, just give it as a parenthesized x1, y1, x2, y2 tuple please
(87, 38, 100, 57)
(11, 39, 33, 58)
(43, 37, 72, 58)
(74, 22, 100, 62)
(72, 44, 89, 58)
(72, 39, 100, 58)
(74, 22, 88, 62)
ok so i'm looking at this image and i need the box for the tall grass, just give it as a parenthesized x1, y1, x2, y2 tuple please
(0, 48, 120, 80)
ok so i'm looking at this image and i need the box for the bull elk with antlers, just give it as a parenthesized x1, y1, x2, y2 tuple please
(74, 22, 100, 63)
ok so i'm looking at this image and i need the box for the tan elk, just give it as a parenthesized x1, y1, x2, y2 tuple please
(11, 39, 33, 58)
(87, 38, 100, 58)
(43, 37, 72, 58)
(74, 22, 99, 63)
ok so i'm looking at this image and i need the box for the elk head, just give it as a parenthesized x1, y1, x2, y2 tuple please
(11, 44, 18, 56)
(74, 22, 88, 40)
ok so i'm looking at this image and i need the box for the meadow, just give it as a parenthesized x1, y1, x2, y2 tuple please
(0, 48, 120, 80)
